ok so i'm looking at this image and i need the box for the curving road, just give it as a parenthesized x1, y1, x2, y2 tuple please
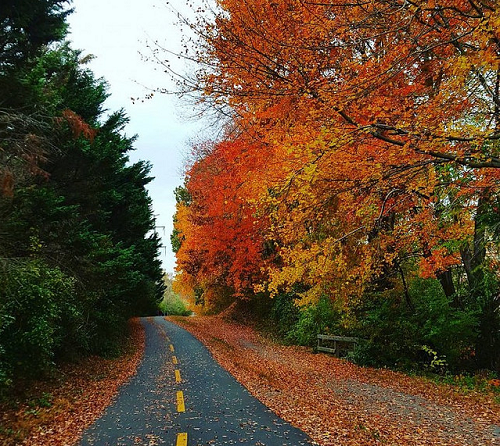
(78, 316, 314, 446)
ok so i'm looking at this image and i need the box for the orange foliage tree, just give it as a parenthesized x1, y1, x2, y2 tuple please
(173, 137, 275, 311)
(171, 0, 500, 365)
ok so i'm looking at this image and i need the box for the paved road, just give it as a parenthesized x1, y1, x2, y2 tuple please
(79, 316, 314, 446)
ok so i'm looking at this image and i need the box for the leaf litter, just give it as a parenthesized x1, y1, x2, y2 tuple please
(0, 318, 145, 446)
(2, 315, 498, 446)
(170, 315, 500, 446)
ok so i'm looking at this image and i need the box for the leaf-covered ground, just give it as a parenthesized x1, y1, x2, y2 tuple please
(170, 315, 500, 446)
(0, 318, 145, 446)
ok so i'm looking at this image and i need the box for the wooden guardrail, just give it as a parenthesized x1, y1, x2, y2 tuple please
(317, 334, 360, 357)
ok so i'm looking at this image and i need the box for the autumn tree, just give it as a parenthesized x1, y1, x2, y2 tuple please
(173, 137, 273, 311)
(169, 0, 500, 370)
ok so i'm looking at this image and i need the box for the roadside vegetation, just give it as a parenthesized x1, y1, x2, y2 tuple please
(170, 0, 500, 380)
(0, 0, 164, 397)
(0, 319, 145, 446)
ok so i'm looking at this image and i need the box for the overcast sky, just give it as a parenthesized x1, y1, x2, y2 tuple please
(67, 0, 204, 273)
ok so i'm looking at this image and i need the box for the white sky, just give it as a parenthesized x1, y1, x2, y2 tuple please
(67, 0, 204, 273)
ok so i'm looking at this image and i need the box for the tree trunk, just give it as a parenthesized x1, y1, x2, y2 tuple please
(460, 190, 499, 370)
(436, 269, 458, 304)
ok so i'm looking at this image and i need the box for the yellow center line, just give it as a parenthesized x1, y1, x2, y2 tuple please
(176, 432, 187, 446)
(169, 344, 175, 352)
(175, 369, 182, 383)
(176, 391, 185, 412)
(172, 356, 178, 365)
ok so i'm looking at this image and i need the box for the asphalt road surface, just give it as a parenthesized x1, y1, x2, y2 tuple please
(78, 316, 314, 446)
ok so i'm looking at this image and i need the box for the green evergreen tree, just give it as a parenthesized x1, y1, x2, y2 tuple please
(0, 3, 164, 386)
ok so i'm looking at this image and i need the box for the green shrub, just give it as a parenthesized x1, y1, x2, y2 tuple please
(269, 291, 300, 339)
(0, 260, 77, 385)
(348, 278, 480, 372)
(286, 296, 341, 346)
(475, 270, 500, 371)
(351, 294, 420, 369)
(410, 277, 479, 370)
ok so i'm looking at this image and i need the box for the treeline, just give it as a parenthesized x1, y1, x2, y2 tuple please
(172, 0, 500, 373)
(0, 0, 164, 388)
